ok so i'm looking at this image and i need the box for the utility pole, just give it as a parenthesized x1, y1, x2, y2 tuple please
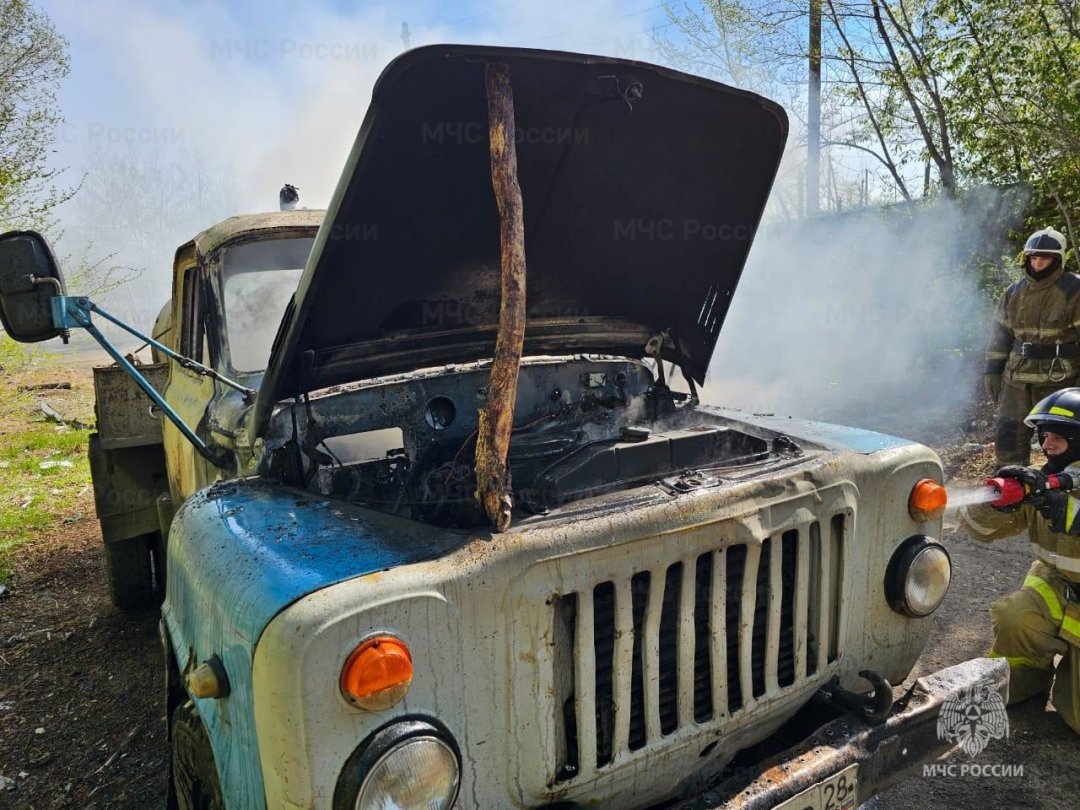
(807, 0, 822, 217)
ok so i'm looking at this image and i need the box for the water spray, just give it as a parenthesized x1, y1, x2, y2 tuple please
(946, 471, 1077, 512)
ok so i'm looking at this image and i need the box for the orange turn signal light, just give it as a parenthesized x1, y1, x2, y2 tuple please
(909, 478, 948, 522)
(341, 635, 414, 711)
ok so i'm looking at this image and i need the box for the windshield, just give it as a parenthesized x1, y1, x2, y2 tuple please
(220, 237, 315, 373)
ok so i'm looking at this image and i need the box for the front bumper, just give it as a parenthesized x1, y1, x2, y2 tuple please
(670, 657, 1009, 809)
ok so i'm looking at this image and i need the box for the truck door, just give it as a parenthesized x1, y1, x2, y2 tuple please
(162, 259, 219, 503)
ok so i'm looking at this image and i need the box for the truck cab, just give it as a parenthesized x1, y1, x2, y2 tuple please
(86, 211, 322, 606)
(159, 212, 321, 503)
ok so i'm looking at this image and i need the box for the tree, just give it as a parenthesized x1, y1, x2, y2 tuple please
(659, 1, 962, 206)
(654, 1, 790, 94)
(0, 0, 73, 229)
(935, 0, 1080, 254)
(660, 0, 1080, 242)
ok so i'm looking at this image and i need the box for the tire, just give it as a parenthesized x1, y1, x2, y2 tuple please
(171, 700, 225, 810)
(103, 533, 155, 609)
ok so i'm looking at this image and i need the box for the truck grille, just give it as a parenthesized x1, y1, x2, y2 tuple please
(550, 514, 846, 782)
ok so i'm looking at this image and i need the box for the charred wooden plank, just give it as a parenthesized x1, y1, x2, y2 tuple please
(475, 61, 527, 532)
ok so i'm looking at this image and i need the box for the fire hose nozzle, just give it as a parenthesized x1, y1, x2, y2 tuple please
(987, 476, 1027, 508)
(987, 472, 1076, 508)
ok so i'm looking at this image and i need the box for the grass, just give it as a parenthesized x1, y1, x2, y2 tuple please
(0, 336, 95, 584)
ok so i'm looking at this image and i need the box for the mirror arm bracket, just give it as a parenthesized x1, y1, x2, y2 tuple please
(54, 297, 256, 400)
(29, 275, 70, 343)
(49, 296, 232, 469)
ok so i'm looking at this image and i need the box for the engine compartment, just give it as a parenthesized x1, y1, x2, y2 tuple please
(261, 358, 788, 528)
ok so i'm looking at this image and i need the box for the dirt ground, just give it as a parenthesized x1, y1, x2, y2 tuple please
(2, 364, 1080, 809)
(0, 355, 167, 809)
(0, 521, 166, 809)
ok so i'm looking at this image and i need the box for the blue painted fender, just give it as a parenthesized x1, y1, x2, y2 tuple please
(161, 479, 469, 808)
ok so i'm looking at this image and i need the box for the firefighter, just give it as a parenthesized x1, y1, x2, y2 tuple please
(984, 227, 1080, 465)
(961, 387, 1080, 733)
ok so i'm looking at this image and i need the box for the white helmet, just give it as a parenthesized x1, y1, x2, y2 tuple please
(1023, 227, 1067, 258)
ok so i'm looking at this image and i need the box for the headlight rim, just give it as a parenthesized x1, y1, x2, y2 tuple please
(332, 717, 461, 810)
(885, 534, 952, 618)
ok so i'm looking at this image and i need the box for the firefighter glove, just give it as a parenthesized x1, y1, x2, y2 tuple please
(984, 373, 1003, 402)
(993, 465, 1048, 511)
(1056, 471, 1077, 491)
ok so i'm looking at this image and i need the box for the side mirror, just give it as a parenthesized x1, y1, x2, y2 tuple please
(0, 230, 67, 343)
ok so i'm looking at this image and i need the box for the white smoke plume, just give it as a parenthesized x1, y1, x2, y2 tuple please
(42, 0, 664, 330)
(705, 189, 1025, 441)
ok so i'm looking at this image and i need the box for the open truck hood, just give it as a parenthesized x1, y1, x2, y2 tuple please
(255, 45, 787, 428)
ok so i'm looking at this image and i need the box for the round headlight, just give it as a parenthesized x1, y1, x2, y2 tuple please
(335, 719, 461, 810)
(885, 535, 951, 617)
(357, 736, 458, 810)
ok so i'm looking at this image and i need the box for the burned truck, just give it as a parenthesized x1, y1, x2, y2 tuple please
(0, 46, 1005, 810)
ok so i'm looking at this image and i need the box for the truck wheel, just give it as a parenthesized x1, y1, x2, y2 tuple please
(172, 700, 224, 810)
(103, 532, 156, 609)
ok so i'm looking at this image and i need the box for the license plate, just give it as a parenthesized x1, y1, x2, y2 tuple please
(772, 764, 858, 810)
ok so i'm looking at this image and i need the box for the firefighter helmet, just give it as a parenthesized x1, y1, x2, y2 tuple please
(1025, 388, 1080, 432)
(1026, 388, 1080, 470)
(1023, 227, 1067, 258)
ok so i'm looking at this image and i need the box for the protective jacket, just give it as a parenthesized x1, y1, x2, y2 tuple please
(961, 489, 1080, 733)
(962, 497, 1080, 583)
(985, 265, 1080, 386)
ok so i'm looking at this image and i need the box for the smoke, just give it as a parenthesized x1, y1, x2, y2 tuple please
(704, 189, 1027, 441)
(41, 0, 662, 335)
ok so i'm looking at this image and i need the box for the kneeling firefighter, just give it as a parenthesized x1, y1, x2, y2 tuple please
(961, 387, 1080, 732)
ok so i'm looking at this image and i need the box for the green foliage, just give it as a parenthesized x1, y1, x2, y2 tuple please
(0, 425, 91, 583)
(661, 1, 964, 203)
(934, 0, 1080, 259)
(0, 0, 75, 230)
(0, 331, 31, 371)
(664, 0, 1080, 261)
